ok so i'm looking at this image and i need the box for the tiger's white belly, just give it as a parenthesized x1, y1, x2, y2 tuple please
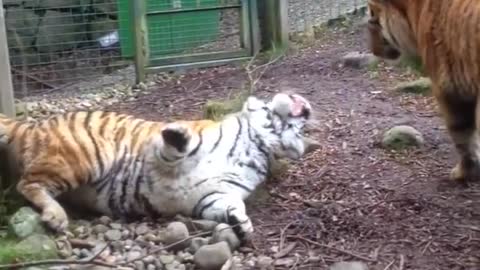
(143, 154, 262, 217)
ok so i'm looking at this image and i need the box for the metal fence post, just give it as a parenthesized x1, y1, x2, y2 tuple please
(258, 0, 289, 51)
(0, 0, 16, 117)
(132, 0, 149, 84)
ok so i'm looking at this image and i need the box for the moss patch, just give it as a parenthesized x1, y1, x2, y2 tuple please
(0, 234, 58, 264)
(203, 89, 250, 121)
(394, 77, 431, 95)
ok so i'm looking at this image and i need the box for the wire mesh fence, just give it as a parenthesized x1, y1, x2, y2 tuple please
(288, 0, 368, 33)
(144, 0, 245, 59)
(5, 0, 130, 98)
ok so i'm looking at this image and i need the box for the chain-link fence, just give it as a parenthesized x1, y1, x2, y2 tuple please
(288, 0, 367, 33)
(5, 0, 130, 98)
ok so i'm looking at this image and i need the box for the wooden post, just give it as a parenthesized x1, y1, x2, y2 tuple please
(0, 0, 16, 117)
(258, 0, 289, 51)
(132, 0, 149, 84)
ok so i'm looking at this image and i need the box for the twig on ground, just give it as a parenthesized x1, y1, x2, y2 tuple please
(292, 236, 377, 262)
(398, 254, 405, 270)
(455, 224, 480, 232)
(383, 260, 395, 270)
(0, 243, 113, 269)
(279, 220, 297, 252)
(244, 48, 286, 94)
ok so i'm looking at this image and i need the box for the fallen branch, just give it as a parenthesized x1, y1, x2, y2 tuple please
(0, 242, 113, 269)
(292, 236, 377, 262)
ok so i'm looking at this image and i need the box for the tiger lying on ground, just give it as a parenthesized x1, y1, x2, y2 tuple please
(0, 93, 313, 239)
(366, 0, 480, 183)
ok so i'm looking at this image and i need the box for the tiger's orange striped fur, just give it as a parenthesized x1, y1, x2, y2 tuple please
(0, 93, 313, 239)
(367, 0, 480, 182)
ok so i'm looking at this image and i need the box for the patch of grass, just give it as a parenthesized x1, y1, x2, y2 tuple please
(397, 56, 424, 76)
(394, 77, 432, 95)
(0, 236, 56, 264)
(203, 88, 250, 121)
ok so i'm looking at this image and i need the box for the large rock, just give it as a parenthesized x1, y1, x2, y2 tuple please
(8, 207, 46, 239)
(194, 242, 232, 270)
(209, 223, 240, 251)
(382, 125, 424, 149)
(162, 222, 190, 251)
(14, 234, 58, 260)
(340, 51, 378, 69)
(35, 10, 87, 53)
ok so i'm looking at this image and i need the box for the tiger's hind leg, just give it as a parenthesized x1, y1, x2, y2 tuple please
(437, 91, 480, 182)
(193, 194, 253, 241)
(17, 175, 70, 232)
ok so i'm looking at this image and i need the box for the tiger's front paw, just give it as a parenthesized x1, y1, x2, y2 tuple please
(450, 161, 480, 183)
(162, 124, 191, 153)
(226, 208, 253, 242)
(41, 205, 69, 232)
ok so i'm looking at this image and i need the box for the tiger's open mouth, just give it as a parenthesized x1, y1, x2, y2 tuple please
(289, 94, 311, 119)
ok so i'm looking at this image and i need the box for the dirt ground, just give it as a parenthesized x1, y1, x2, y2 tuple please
(106, 24, 480, 270)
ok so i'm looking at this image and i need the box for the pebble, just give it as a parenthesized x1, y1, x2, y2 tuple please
(97, 216, 111, 225)
(163, 222, 190, 251)
(146, 264, 156, 270)
(127, 250, 143, 261)
(257, 255, 273, 269)
(159, 254, 176, 265)
(135, 223, 149, 235)
(210, 223, 240, 251)
(142, 255, 156, 264)
(144, 233, 159, 243)
(92, 224, 109, 234)
(105, 229, 122, 241)
(194, 242, 232, 270)
(134, 261, 146, 270)
(73, 226, 87, 237)
(79, 248, 92, 258)
(110, 223, 123, 230)
(189, 237, 210, 254)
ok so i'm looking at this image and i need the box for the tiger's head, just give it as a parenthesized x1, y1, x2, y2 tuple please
(241, 93, 312, 160)
(367, 0, 418, 60)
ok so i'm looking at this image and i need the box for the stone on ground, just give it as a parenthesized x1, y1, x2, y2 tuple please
(210, 223, 240, 251)
(189, 237, 210, 254)
(394, 77, 431, 94)
(8, 207, 45, 239)
(382, 125, 424, 149)
(14, 234, 58, 261)
(194, 241, 232, 270)
(341, 51, 378, 69)
(162, 222, 190, 251)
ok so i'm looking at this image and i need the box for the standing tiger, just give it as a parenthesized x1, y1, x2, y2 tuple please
(0, 93, 312, 239)
(367, 0, 480, 182)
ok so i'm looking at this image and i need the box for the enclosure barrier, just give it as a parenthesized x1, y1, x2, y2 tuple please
(0, 0, 367, 116)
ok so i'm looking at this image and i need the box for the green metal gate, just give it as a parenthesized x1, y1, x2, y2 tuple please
(119, 0, 260, 81)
